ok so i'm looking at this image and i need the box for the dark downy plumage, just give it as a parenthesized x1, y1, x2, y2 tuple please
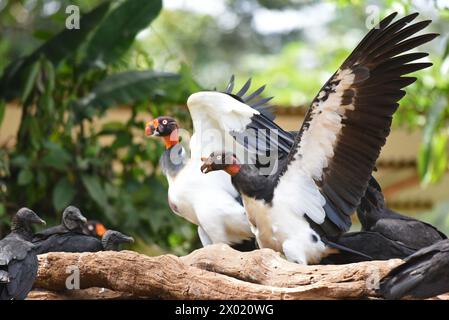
(33, 206, 89, 254)
(33, 206, 87, 241)
(101, 230, 134, 251)
(321, 231, 416, 264)
(35, 229, 133, 253)
(357, 178, 446, 249)
(379, 239, 449, 299)
(0, 208, 46, 300)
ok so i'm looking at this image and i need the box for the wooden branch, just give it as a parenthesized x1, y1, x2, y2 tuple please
(32, 244, 413, 300)
(27, 288, 136, 300)
(182, 244, 401, 289)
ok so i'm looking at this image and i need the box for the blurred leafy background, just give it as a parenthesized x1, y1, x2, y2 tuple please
(0, 0, 448, 254)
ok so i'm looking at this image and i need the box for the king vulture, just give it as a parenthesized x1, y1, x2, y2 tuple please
(200, 13, 437, 264)
(380, 239, 449, 299)
(145, 80, 284, 250)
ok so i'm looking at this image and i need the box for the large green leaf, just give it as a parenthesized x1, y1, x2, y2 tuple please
(20, 61, 41, 103)
(17, 169, 33, 186)
(77, 71, 181, 110)
(83, 0, 162, 66)
(81, 175, 108, 209)
(40, 141, 72, 170)
(52, 178, 77, 211)
(0, 2, 111, 100)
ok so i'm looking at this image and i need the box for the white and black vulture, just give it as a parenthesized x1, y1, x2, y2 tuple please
(145, 79, 285, 251)
(379, 239, 449, 299)
(0, 208, 46, 300)
(201, 13, 437, 264)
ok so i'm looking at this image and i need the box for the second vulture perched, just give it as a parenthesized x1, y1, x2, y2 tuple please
(201, 12, 437, 264)
(33, 206, 133, 253)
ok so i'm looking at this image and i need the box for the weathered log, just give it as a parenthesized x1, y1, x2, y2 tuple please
(182, 244, 401, 289)
(27, 288, 136, 300)
(32, 244, 412, 300)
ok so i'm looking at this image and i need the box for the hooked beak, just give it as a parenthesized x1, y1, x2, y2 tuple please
(145, 122, 157, 137)
(122, 235, 135, 244)
(145, 119, 161, 137)
(30, 211, 46, 225)
(77, 213, 87, 225)
(200, 157, 213, 174)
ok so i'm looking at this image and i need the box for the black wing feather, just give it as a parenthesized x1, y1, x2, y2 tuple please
(278, 13, 435, 235)
(379, 239, 449, 299)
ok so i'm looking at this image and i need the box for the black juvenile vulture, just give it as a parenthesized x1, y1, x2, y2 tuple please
(323, 179, 445, 264)
(33, 205, 87, 242)
(35, 229, 133, 254)
(379, 239, 449, 299)
(357, 178, 446, 249)
(0, 208, 46, 300)
(321, 231, 416, 264)
(33, 205, 87, 254)
(101, 230, 134, 251)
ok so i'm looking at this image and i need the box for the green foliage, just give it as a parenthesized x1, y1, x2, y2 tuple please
(77, 71, 183, 111)
(83, 0, 162, 67)
(0, 0, 201, 253)
(0, 2, 111, 100)
(141, 0, 449, 184)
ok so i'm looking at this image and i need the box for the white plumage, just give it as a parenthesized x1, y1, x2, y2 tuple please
(167, 156, 250, 244)
(187, 92, 259, 161)
(153, 91, 266, 247)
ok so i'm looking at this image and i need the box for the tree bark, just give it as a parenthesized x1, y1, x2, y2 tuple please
(28, 288, 136, 300)
(31, 244, 421, 300)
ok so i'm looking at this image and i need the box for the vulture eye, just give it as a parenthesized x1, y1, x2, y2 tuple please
(162, 120, 168, 125)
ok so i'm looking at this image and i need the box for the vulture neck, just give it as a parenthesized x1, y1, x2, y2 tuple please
(231, 165, 274, 202)
(160, 143, 187, 180)
(224, 163, 241, 176)
(11, 217, 34, 241)
(163, 129, 179, 149)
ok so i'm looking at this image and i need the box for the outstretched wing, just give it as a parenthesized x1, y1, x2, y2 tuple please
(187, 77, 291, 162)
(276, 12, 437, 234)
